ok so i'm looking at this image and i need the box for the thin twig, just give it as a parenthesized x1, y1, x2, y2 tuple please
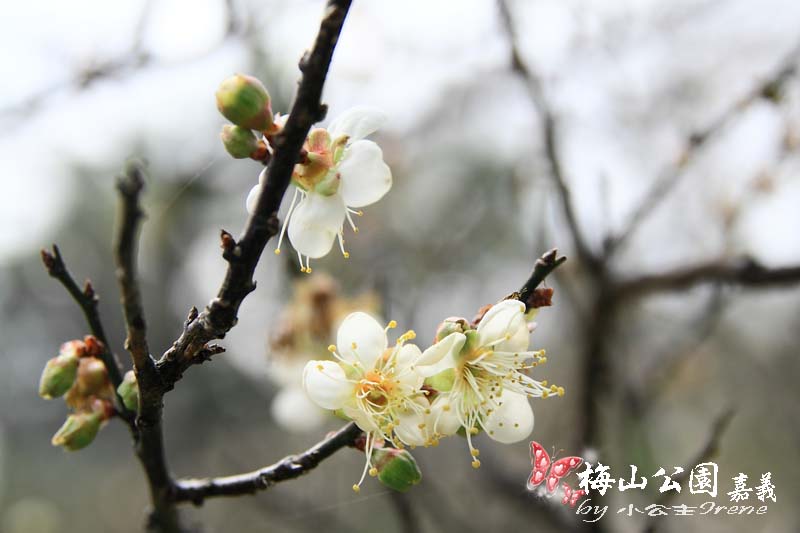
(40, 245, 134, 424)
(511, 248, 567, 311)
(605, 42, 800, 257)
(114, 161, 179, 532)
(498, 0, 599, 271)
(172, 423, 362, 504)
(615, 257, 800, 299)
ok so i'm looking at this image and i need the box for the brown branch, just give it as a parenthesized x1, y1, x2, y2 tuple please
(643, 409, 734, 533)
(172, 423, 362, 504)
(114, 161, 179, 531)
(615, 257, 800, 299)
(498, 0, 599, 272)
(40, 245, 134, 424)
(157, 0, 352, 389)
(511, 248, 568, 311)
(605, 42, 800, 257)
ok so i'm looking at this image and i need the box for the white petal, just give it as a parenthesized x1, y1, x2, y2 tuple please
(394, 408, 427, 446)
(416, 332, 466, 377)
(258, 165, 269, 185)
(429, 395, 461, 437)
(342, 404, 380, 433)
(393, 344, 424, 389)
(328, 106, 387, 141)
(337, 140, 392, 208)
(287, 193, 345, 258)
(484, 391, 534, 444)
(336, 312, 388, 370)
(271, 386, 326, 432)
(477, 300, 529, 352)
(246, 184, 261, 215)
(302, 360, 351, 410)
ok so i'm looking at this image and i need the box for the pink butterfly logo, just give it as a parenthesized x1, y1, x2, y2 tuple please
(527, 441, 585, 507)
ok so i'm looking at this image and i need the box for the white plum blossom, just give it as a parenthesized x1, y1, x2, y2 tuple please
(417, 299, 560, 467)
(302, 311, 460, 491)
(247, 107, 392, 272)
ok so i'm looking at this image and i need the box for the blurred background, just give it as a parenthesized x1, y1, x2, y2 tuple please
(1, 0, 799, 531)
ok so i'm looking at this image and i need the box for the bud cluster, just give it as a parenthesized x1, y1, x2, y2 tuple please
(216, 74, 277, 162)
(39, 336, 118, 451)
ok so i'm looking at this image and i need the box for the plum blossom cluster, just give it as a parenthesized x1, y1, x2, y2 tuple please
(216, 74, 392, 273)
(302, 299, 563, 492)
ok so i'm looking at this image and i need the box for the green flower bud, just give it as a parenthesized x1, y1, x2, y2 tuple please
(75, 357, 109, 397)
(220, 125, 259, 159)
(51, 412, 102, 451)
(117, 370, 139, 411)
(434, 317, 469, 343)
(458, 330, 481, 360)
(216, 74, 273, 131)
(38, 353, 79, 399)
(371, 448, 422, 493)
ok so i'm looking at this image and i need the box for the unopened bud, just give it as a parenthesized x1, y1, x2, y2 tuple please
(38, 353, 79, 399)
(370, 448, 422, 493)
(216, 74, 273, 131)
(75, 358, 110, 397)
(220, 124, 259, 159)
(434, 317, 469, 343)
(117, 370, 139, 411)
(51, 412, 102, 451)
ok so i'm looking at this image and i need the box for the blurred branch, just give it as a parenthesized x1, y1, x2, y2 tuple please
(39, 245, 134, 424)
(498, 0, 599, 272)
(157, 0, 352, 388)
(605, 42, 800, 257)
(616, 257, 800, 299)
(172, 423, 362, 504)
(643, 409, 734, 533)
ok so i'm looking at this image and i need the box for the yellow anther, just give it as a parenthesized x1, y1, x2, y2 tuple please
(387, 320, 397, 329)
(417, 423, 426, 429)
(442, 404, 451, 412)
(353, 227, 359, 233)
(431, 438, 440, 447)
(274, 249, 281, 255)
(557, 387, 565, 397)
(471, 460, 481, 469)
(316, 364, 324, 371)
(369, 467, 378, 477)
(542, 391, 549, 399)
(356, 210, 364, 216)
(550, 385, 558, 392)
(541, 380, 548, 387)
(351, 342, 358, 349)
(306, 267, 313, 273)
(328, 345, 337, 353)
(385, 423, 394, 431)
(352, 484, 361, 493)
(424, 408, 431, 415)
(343, 252, 350, 259)
(468, 427, 479, 435)
(300, 267, 307, 273)
(470, 448, 480, 457)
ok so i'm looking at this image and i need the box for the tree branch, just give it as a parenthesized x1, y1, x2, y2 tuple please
(114, 161, 180, 531)
(605, 42, 800, 257)
(512, 248, 567, 311)
(498, 0, 599, 271)
(157, 0, 353, 389)
(615, 257, 800, 299)
(172, 423, 362, 505)
(40, 245, 134, 424)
